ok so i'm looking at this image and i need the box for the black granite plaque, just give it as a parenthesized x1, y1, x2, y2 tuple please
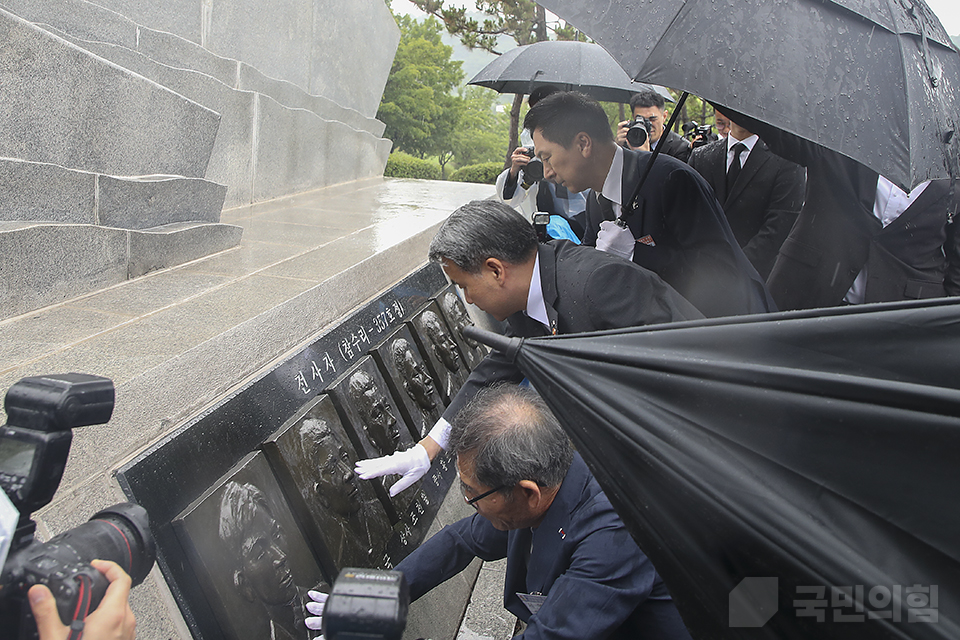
(435, 285, 488, 370)
(408, 301, 468, 403)
(261, 395, 394, 576)
(115, 264, 455, 640)
(325, 356, 418, 518)
(172, 452, 326, 640)
(371, 324, 444, 439)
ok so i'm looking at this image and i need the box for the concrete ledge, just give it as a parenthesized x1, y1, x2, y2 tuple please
(0, 0, 139, 48)
(99, 175, 227, 230)
(127, 222, 242, 278)
(0, 223, 128, 318)
(0, 221, 242, 319)
(0, 157, 97, 223)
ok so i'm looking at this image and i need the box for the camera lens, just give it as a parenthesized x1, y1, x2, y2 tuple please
(521, 158, 544, 187)
(626, 123, 648, 148)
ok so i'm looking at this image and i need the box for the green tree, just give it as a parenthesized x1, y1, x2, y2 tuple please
(378, 14, 465, 163)
(409, 0, 584, 164)
(448, 86, 511, 167)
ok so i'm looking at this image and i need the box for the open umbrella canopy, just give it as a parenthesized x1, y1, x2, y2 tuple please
(467, 39, 674, 104)
(465, 297, 960, 638)
(536, 0, 960, 191)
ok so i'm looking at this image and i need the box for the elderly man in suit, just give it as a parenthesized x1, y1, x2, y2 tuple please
(524, 91, 776, 319)
(353, 199, 702, 494)
(688, 116, 806, 278)
(310, 384, 693, 640)
(729, 110, 960, 310)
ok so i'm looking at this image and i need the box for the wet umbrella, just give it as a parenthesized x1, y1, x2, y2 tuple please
(463, 297, 960, 638)
(467, 40, 674, 104)
(535, 0, 960, 191)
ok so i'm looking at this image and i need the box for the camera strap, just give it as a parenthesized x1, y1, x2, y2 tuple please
(66, 574, 94, 640)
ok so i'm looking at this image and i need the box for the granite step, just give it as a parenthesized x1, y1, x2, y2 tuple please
(0, 157, 228, 228)
(0, 7, 219, 179)
(0, 219, 242, 320)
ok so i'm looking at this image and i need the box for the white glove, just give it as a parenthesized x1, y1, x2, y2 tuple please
(354, 444, 431, 496)
(305, 590, 328, 640)
(596, 220, 636, 261)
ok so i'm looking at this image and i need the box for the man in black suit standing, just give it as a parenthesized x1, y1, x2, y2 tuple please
(353, 199, 703, 494)
(524, 91, 776, 319)
(731, 111, 960, 310)
(688, 117, 806, 278)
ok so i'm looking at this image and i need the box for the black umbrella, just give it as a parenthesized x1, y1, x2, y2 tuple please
(467, 40, 674, 104)
(535, 0, 960, 191)
(464, 298, 960, 639)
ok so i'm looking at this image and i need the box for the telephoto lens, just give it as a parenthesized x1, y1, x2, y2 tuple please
(626, 116, 650, 148)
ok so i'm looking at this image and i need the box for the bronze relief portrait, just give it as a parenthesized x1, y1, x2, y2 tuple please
(326, 356, 418, 515)
(436, 286, 487, 370)
(261, 395, 394, 575)
(409, 302, 467, 403)
(372, 324, 444, 439)
(173, 452, 325, 640)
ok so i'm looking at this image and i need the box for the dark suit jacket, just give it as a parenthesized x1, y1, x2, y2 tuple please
(688, 137, 806, 278)
(730, 113, 960, 310)
(396, 454, 692, 640)
(440, 240, 703, 422)
(582, 148, 777, 318)
(656, 129, 692, 163)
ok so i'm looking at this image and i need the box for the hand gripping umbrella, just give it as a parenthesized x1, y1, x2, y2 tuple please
(535, 0, 960, 192)
(467, 40, 674, 104)
(463, 297, 960, 639)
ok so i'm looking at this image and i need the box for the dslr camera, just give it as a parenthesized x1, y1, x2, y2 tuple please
(518, 147, 544, 189)
(626, 115, 653, 148)
(683, 121, 716, 148)
(0, 373, 156, 639)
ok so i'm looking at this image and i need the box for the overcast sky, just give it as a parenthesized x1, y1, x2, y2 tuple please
(393, 0, 960, 37)
(926, 0, 959, 36)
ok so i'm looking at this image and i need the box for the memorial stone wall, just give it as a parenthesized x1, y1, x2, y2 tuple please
(117, 264, 488, 639)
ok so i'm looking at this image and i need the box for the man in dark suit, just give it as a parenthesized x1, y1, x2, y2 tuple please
(353, 199, 702, 493)
(523, 91, 776, 318)
(688, 118, 806, 278)
(394, 385, 691, 639)
(730, 111, 960, 310)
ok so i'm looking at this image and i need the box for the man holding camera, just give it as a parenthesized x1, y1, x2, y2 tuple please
(315, 384, 692, 640)
(616, 89, 691, 162)
(525, 91, 775, 319)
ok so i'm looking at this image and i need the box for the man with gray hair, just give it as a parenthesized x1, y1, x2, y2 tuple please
(354, 199, 702, 495)
(314, 385, 691, 639)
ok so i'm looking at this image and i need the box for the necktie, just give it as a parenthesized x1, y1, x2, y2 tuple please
(727, 142, 747, 192)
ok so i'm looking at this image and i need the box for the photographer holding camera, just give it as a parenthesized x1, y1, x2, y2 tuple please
(496, 86, 587, 240)
(615, 90, 691, 162)
(28, 559, 136, 640)
(0, 374, 155, 640)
